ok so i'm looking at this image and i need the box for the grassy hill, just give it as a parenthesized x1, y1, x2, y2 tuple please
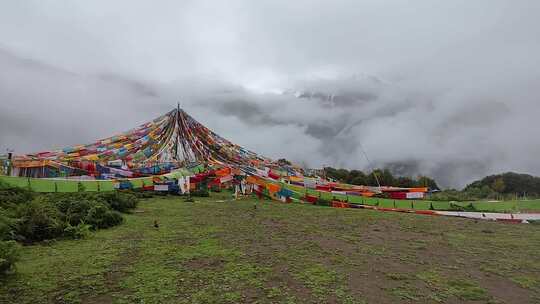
(1, 193, 540, 303)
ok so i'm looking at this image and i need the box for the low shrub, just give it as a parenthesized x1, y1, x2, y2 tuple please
(64, 222, 92, 239)
(96, 192, 139, 213)
(0, 240, 20, 275)
(0, 182, 34, 209)
(0, 186, 140, 277)
(15, 197, 65, 242)
(129, 189, 155, 199)
(0, 208, 16, 240)
(54, 197, 94, 226)
(1, 191, 131, 242)
(84, 203, 123, 229)
(449, 202, 476, 212)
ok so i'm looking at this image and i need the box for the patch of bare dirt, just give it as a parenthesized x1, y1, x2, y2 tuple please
(471, 269, 535, 304)
(265, 264, 318, 303)
(184, 257, 225, 270)
(81, 232, 143, 304)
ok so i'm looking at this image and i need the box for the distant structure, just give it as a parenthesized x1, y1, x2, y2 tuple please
(1, 106, 428, 199)
(7, 107, 273, 178)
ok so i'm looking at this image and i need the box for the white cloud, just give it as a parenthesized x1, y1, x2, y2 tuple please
(1, 0, 539, 188)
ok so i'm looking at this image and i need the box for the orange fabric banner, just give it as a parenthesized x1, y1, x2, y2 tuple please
(13, 160, 49, 168)
(215, 167, 232, 177)
(246, 175, 266, 186)
(266, 183, 280, 193)
(288, 176, 303, 182)
(246, 176, 258, 184)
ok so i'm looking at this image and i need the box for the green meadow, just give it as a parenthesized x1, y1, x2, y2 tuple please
(2, 193, 540, 304)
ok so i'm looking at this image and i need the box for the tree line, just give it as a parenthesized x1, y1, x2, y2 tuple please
(322, 167, 439, 189)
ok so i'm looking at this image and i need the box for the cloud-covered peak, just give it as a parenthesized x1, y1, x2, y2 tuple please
(1, 1, 540, 188)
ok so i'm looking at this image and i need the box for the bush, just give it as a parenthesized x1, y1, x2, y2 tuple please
(0, 240, 20, 275)
(96, 192, 138, 213)
(0, 208, 16, 240)
(129, 189, 155, 199)
(0, 190, 133, 244)
(0, 184, 34, 209)
(64, 222, 92, 239)
(84, 203, 123, 229)
(449, 202, 476, 212)
(15, 197, 65, 242)
(54, 197, 94, 226)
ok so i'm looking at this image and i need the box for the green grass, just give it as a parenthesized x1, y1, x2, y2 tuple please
(1, 192, 540, 303)
(416, 270, 489, 301)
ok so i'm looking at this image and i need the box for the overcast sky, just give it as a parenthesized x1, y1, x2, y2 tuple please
(1, 0, 539, 188)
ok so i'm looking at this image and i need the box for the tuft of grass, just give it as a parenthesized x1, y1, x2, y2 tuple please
(294, 264, 340, 299)
(385, 272, 412, 281)
(120, 263, 179, 303)
(390, 285, 422, 301)
(417, 271, 490, 301)
(447, 279, 489, 301)
(511, 275, 540, 289)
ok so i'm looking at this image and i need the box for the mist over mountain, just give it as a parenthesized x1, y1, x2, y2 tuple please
(1, 1, 540, 188)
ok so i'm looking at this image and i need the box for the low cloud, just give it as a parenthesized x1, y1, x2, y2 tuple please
(1, 1, 540, 188)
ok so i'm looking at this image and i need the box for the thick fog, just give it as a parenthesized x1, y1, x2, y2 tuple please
(1, 0, 539, 188)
